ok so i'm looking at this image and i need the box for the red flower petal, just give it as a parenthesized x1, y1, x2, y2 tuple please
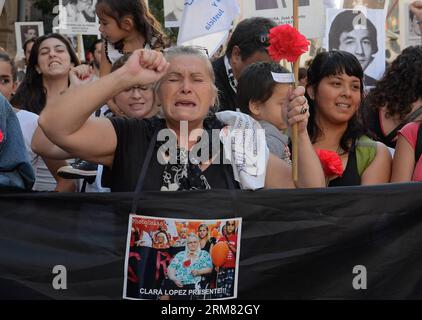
(268, 24, 310, 62)
(316, 149, 344, 177)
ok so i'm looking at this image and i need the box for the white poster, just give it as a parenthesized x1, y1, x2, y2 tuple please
(177, 0, 240, 57)
(14, 22, 44, 58)
(164, 0, 184, 28)
(342, 0, 388, 9)
(240, 0, 325, 40)
(324, 8, 386, 87)
(400, 1, 422, 49)
(58, 0, 99, 35)
(323, 0, 389, 10)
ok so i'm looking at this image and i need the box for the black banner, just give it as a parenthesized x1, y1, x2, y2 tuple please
(1, 183, 422, 299)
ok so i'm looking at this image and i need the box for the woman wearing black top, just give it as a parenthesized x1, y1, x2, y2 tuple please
(39, 46, 325, 191)
(306, 51, 391, 186)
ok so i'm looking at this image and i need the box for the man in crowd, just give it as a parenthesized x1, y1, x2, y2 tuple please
(212, 17, 276, 111)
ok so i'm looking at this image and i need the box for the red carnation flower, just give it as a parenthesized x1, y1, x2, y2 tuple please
(183, 259, 191, 268)
(315, 149, 344, 177)
(268, 24, 310, 62)
(0, 129, 3, 143)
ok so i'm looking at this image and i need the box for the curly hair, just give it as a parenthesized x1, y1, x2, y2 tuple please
(365, 45, 422, 120)
(96, 0, 168, 51)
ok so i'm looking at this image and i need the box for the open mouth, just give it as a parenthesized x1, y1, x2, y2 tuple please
(48, 61, 61, 67)
(336, 103, 351, 109)
(175, 101, 196, 108)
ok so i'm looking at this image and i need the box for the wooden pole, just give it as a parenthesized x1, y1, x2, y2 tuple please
(292, 0, 300, 182)
(77, 34, 83, 62)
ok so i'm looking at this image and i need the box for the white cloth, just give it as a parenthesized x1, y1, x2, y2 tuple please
(84, 164, 110, 193)
(16, 110, 57, 191)
(215, 111, 269, 190)
(106, 41, 151, 65)
(177, 0, 240, 57)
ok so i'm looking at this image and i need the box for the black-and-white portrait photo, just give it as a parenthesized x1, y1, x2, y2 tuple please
(326, 9, 385, 88)
(400, 1, 422, 49)
(343, 0, 386, 9)
(15, 22, 44, 58)
(20, 25, 39, 46)
(255, 0, 310, 10)
(62, 0, 96, 24)
(58, 0, 98, 35)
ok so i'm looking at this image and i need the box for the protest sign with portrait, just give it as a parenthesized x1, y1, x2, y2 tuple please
(14, 22, 44, 58)
(124, 215, 242, 300)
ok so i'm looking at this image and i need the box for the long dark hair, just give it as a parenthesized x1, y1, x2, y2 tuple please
(306, 51, 366, 152)
(11, 33, 79, 114)
(96, 0, 168, 51)
(365, 45, 422, 121)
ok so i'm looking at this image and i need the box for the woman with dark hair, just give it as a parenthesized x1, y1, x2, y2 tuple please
(364, 46, 422, 149)
(306, 51, 391, 186)
(9, 33, 81, 191)
(11, 33, 80, 115)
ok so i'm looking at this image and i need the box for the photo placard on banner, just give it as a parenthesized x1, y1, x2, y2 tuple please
(323, 8, 386, 88)
(14, 22, 44, 58)
(123, 215, 242, 300)
(57, 0, 99, 35)
(240, 0, 325, 40)
(400, 1, 422, 49)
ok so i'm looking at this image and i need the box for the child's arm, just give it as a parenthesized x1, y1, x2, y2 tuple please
(99, 40, 112, 77)
(98, 41, 126, 116)
(265, 87, 325, 189)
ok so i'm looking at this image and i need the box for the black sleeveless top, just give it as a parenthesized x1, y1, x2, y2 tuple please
(103, 117, 240, 192)
(367, 107, 397, 148)
(328, 139, 361, 187)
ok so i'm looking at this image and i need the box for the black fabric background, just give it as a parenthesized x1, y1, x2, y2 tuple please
(1, 183, 422, 299)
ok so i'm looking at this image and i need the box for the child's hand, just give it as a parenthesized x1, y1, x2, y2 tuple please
(124, 49, 169, 86)
(69, 65, 94, 87)
(287, 86, 309, 133)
